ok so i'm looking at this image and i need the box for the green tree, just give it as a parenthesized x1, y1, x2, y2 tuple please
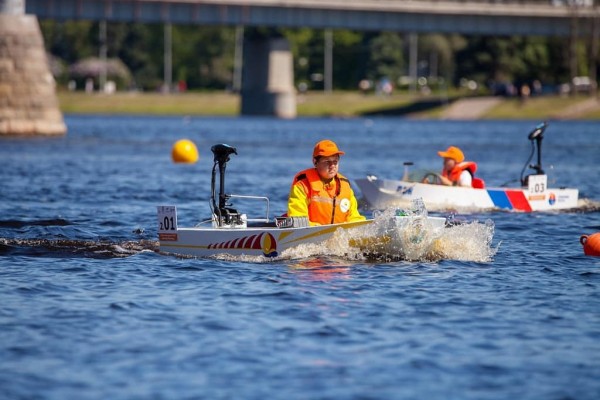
(367, 32, 404, 83)
(40, 21, 588, 94)
(419, 34, 466, 83)
(331, 30, 363, 89)
(283, 28, 315, 88)
(112, 23, 163, 90)
(40, 20, 96, 63)
(177, 25, 239, 90)
(285, 28, 363, 90)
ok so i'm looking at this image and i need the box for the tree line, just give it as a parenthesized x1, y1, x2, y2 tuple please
(39, 20, 594, 94)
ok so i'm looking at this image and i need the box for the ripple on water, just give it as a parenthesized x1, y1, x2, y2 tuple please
(1, 118, 599, 400)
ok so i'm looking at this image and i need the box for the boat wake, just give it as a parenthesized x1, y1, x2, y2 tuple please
(0, 217, 160, 259)
(0, 237, 159, 259)
(365, 199, 600, 215)
(575, 198, 600, 213)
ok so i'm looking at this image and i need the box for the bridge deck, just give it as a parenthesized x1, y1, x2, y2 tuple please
(25, 0, 598, 36)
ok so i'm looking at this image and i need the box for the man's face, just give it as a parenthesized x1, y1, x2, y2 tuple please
(315, 155, 340, 180)
(443, 157, 456, 171)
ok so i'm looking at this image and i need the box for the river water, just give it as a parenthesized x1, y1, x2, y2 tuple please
(1, 116, 599, 399)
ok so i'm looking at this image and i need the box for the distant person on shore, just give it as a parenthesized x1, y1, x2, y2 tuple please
(433, 146, 483, 188)
(287, 140, 366, 226)
(520, 84, 531, 105)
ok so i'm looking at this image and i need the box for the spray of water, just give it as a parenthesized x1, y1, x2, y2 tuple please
(277, 205, 497, 263)
(426, 220, 497, 262)
(576, 198, 600, 213)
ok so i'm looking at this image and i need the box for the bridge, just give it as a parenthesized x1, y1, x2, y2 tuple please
(24, 0, 599, 37)
(1, 0, 598, 134)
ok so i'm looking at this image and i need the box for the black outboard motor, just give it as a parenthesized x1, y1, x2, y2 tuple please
(210, 144, 242, 227)
(520, 121, 547, 186)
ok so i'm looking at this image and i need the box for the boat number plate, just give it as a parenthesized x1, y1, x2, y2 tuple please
(527, 174, 547, 201)
(157, 206, 178, 241)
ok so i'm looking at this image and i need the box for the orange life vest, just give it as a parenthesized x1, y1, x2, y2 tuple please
(442, 161, 478, 185)
(292, 168, 354, 225)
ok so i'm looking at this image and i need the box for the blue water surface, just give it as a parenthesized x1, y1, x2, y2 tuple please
(1, 116, 599, 400)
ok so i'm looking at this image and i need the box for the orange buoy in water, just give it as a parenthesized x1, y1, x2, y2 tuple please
(580, 233, 600, 257)
(171, 139, 199, 164)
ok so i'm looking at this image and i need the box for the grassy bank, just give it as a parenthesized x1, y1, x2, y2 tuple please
(483, 96, 600, 120)
(57, 90, 415, 117)
(58, 91, 240, 116)
(57, 91, 600, 119)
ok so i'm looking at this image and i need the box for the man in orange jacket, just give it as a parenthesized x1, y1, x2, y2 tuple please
(437, 146, 478, 187)
(287, 140, 366, 226)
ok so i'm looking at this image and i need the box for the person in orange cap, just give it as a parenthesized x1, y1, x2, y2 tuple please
(287, 140, 366, 226)
(436, 146, 479, 187)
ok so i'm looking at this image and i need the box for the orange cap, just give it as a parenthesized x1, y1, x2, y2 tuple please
(437, 146, 464, 163)
(313, 140, 345, 158)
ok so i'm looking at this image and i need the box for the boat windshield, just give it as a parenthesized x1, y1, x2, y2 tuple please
(403, 169, 441, 184)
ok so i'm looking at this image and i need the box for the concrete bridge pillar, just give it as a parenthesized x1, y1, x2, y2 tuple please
(0, 0, 66, 135)
(241, 35, 296, 119)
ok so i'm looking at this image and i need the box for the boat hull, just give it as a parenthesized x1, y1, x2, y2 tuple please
(159, 219, 375, 258)
(158, 216, 447, 259)
(355, 176, 578, 212)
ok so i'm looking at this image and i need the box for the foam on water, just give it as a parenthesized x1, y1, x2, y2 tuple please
(277, 207, 496, 263)
(428, 219, 497, 262)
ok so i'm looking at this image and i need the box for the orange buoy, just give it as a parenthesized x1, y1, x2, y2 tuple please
(580, 233, 600, 257)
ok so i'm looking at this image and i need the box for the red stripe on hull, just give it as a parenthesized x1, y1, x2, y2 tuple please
(251, 233, 263, 249)
(243, 235, 257, 248)
(506, 190, 532, 212)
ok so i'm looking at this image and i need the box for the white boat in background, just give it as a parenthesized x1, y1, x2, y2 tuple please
(158, 144, 448, 260)
(356, 175, 578, 212)
(356, 122, 579, 213)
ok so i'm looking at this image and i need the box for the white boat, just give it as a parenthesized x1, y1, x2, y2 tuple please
(356, 122, 579, 212)
(158, 144, 448, 260)
(158, 206, 447, 259)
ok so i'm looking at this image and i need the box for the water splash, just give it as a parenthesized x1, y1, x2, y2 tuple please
(277, 207, 496, 263)
(427, 219, 497, 262)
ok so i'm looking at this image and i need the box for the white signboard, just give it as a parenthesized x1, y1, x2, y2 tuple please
(157, 206, 178, 241)
(527, 174, 547, 201)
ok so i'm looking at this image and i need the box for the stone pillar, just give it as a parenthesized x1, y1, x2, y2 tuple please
(241, 36, 296, 119)
(0, 1, 66, 136)
(0, 0, 24, 14)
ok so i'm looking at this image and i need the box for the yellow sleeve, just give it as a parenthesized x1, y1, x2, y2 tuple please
(287, 183, 308, 217)
(346, 189, 366, 222)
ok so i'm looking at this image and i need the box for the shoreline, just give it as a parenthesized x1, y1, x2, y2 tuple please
(57, 91, 600, 120)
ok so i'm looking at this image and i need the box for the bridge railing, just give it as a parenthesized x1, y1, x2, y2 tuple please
(223, 0, 596, 6)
